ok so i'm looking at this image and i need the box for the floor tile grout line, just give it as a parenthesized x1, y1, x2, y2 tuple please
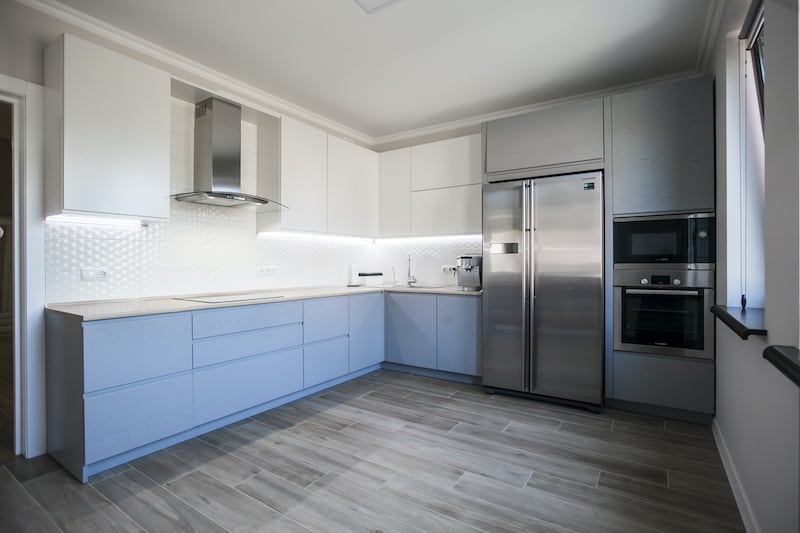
(517, 419, 728, 469)
(6, 465, 68, 533)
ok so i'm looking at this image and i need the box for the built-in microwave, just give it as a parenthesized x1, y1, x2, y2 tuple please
(613, 213, 715, 268)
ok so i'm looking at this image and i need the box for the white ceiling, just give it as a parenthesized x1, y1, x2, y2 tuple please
(45, 0, 721, 140)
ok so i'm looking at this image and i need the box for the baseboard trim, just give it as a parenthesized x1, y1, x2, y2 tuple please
(712, 418, 760, 533)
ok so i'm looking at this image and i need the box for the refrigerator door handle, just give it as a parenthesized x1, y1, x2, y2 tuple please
(525, 181, 535, 392)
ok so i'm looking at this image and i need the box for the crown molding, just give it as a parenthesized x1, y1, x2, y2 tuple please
(15, 0, 715, 149)
(697, 0, 726, 74)
(14, 0, 375, 146)
(372, 70, 702, 147)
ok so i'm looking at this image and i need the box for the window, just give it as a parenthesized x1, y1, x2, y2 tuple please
(743, 2, 765, 126)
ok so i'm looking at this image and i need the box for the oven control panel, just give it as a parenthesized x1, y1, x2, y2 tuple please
(640, 275, 682, 286)
(614, 269, 713, 289)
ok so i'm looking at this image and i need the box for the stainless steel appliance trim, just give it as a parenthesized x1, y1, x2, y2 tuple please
(613, 262, 716, 271)
(613, 212, 715, 222)
(489, 242, 519, 254)
(523, 180, 532, 392)
(626, 289, 702, 297)
(613, 286, 715, 359)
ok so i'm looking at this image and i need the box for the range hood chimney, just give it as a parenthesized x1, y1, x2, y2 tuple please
(173, 97, 282, 208)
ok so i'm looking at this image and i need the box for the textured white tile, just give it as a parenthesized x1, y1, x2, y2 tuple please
(45, 238, 142, 272)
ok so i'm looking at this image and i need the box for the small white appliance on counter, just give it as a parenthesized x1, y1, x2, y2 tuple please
(455, 255, 482, 291)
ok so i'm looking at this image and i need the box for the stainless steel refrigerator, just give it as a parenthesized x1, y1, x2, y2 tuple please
(482, 171, 604, 406)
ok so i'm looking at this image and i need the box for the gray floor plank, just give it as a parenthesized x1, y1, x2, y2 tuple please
(365, 389, 512, 430)
(453, 421, 669, 486)
(455, 470, 654, 533)
(203, 422, 328, 487)
(165, 437, 263, 487)
(93, 468, 227, 532)
(343, 421, 534, 487)
(401, 422, 602, 486)
(0, 467, 61, 533)
(529, 472, 744, 533)
(242, 419, 397, 487)
(129, 448, 196, 485)
(237, 469, 410, 533)
(407, 390, 565, 431)
(561, 420, 723, 464)
(311, 471, 480, 533)
(165, 469, 313, 533)
(381, 472, 574, 533)
(8, 369, 744, 533)
(669, 469, 738, 504)
(506, 419, 729, 483)
(597, 471, 744, 529)
(23, 469, 145, 533)
(319, 389, 461, 431)
(253, 400, 355, 431)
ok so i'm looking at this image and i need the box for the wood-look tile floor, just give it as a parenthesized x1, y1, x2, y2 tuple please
(0, 369, 744, 532)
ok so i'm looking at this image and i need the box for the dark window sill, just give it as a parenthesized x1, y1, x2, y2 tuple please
(710, 305, 767, 340)
(763, 346, 800, 387)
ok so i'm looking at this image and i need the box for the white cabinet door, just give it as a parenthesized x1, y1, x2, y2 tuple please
(281, 117, 327, 232)
(411, 184, 482, 236)
(45, 33, 171, 221)
(354, 145, 380, 237)
(379, 148, 411, 237)
(326, 135, 355, 235)
(411, 134, 481, 191)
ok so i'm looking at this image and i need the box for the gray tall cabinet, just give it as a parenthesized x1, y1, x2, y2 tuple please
(610, 77, 715, 215)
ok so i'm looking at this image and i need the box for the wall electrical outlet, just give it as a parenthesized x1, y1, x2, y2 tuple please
(80, 267, 109, 282)
(442, 264, 457, 273)
(257, 265, 278, 276)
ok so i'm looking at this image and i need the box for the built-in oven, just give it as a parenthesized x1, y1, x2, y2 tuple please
(613, 269, 714, 359)
(614, 213, 715, 268)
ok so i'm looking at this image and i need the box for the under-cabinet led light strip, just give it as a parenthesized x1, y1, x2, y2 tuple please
(257, 231, 482, 245)
(45, 214, 144, 228)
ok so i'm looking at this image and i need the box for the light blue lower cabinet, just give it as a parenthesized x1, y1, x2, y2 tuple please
(385, 293, 437, 368)
(84, 373, 194, 464)
(304, 337, 350, 388)
(194, 347, 304, 425)
(349, 293, 385, 371)
(193, 323, 303, 368)
(437, 295, 481, 376)
(304, 297, 349, 344)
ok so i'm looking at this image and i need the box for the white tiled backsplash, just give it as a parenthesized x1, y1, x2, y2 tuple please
(44, 100, 482, 303)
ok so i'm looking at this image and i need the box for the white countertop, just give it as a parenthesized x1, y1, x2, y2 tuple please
(46, 284, 481, 321)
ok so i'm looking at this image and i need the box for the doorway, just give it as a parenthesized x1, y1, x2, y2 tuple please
(0, 100, 13, 462)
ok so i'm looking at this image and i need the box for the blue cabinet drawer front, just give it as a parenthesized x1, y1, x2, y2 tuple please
(194, 348, 304, 425)
(84, 313, 192, 392)
(193, 323, 303, 368)
(304, 337, 349, 388)
(84, 373, 193, 464)
(304, 297, 349, 344)
(349, 293, 385, 371)
(192, 301, 302, 339)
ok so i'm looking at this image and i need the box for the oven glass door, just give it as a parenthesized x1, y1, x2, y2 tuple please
(620, 288, 705, 350)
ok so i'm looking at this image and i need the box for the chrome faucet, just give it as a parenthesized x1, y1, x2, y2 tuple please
(407, 252, 417, 286)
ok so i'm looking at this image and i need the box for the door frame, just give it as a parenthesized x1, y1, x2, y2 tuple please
(0, 74, 46, 458)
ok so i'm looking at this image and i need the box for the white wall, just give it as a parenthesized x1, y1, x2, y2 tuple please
(712, 1, 800, 532)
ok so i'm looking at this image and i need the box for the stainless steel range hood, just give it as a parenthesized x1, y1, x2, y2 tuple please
(173, 97, 283, 208)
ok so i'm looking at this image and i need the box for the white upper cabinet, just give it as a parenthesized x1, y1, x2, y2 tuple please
(379, 148, 412, 237)
(411, 184, 482, 236)
(353, 145, 380, 237)
(280, 117, 328, 232)
(410, 134, 481, 191)
(327, 135, 355, 235)
(44, 33, 171, 221)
